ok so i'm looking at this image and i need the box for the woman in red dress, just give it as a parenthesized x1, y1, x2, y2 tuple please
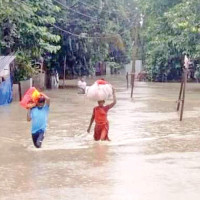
(87, 88, 116, 141)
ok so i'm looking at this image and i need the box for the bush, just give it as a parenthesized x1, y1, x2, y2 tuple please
(13, 52, 36, 83)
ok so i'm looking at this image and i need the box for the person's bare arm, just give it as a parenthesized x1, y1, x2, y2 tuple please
(40, 92, 50, 106)
(87, 111, 95, 133)
(108, 88, 117, 109)
(27, 109, 31, 122)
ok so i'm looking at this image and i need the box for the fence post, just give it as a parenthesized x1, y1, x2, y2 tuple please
(131, 73, 135, 98)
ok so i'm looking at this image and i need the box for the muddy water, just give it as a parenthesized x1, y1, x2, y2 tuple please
(1, 75, 200, 200)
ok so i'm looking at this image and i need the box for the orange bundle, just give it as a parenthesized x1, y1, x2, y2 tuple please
(20, 87, 41, 109)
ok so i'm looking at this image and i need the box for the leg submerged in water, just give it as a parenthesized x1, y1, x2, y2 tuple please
(94, 124, 110, 141)
(36, 132, 45, 148)
(32, 131, 45, 148)
(100, 128, 110, 141)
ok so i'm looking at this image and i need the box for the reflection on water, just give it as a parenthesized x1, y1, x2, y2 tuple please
(1, 76, 200, 200)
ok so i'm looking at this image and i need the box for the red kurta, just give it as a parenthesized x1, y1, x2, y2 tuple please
(93, 105, 111, 141)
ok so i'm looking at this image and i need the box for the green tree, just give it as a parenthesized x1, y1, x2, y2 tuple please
(138, 0, 200, 81)
(0, 0, 61, 80)
(50, 0, 139, 77)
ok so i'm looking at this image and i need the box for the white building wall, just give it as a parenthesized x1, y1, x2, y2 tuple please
(0, 64, 10, 77)
(135, 60, 143, 74)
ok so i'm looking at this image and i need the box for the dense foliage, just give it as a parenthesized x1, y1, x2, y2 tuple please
(0, 0, 138, 80)
(48, 0, 139, 77)
(138, 0, 200, 81)
(2, 0, 200, 81)
(0, 0, 61, 80)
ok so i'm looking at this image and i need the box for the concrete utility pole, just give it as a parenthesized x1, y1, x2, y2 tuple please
(130, 24, 140, 98)
(63, 55, 66, 87)
(59, 0, 66, 5)
(132, 24, 140, 73)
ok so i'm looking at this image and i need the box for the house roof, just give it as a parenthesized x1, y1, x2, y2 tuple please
(0, 55, 16, 73)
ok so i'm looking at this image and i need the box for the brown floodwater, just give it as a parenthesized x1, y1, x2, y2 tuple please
(1, 75, 200, 200)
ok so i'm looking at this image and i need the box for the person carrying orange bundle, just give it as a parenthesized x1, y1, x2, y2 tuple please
(87, 87, 116, 141)
(27, 93, 50, 148)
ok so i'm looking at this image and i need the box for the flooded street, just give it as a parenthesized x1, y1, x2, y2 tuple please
(1, 75, 200, 200)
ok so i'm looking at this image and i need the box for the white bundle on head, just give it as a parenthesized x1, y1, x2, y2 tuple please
(86, 82, 113, 101)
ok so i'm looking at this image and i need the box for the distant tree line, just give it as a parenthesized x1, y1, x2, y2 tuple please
(0, 0, 139, 81)
(138, 0, 200, 81)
